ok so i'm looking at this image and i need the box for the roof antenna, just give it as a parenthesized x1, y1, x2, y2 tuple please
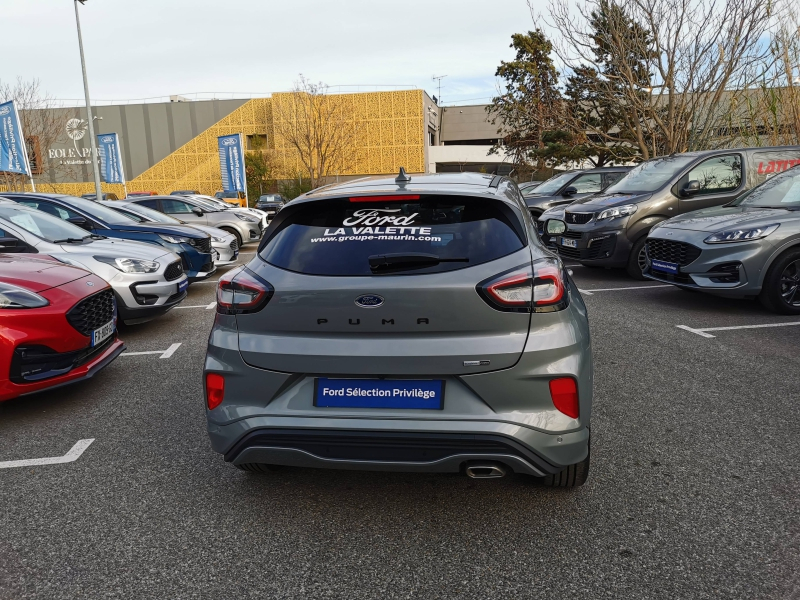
(395, 167, 411, 186)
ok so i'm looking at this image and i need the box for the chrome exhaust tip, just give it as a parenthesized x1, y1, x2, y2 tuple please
(465, 462, 507, 479)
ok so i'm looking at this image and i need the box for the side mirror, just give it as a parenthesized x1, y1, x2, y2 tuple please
(545, 219, 567, 235)
(681, 180, 701, 197)
(66, 216, 91, 230)
(0, 237, 18, 250)
(562, 186, 578, 197)
(192, 207, 204, 216)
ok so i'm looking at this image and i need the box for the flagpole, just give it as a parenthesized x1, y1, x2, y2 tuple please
(74, 0, 103, 201)
(240, 133, 248, 207)
(13, 103, 36, 192)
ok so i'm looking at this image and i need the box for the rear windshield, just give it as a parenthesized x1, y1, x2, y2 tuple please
(259, 196, 526, 276)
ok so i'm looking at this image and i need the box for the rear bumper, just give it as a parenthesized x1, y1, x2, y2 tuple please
(0, 337, 125, 402)
(212, 421, 589, 475)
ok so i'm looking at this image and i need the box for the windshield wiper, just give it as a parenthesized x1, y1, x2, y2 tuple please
(52, 237, 87, 244)
(89, 234, 106, 239)
(741, 205, 799, 210)
(369, 253, 469, 273)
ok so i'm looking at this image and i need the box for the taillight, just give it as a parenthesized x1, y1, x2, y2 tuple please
(549, 377, 579, 418)
(206, 373, 225, 410)
(477, 258, 567, 312)
(216, 267, 274, 314)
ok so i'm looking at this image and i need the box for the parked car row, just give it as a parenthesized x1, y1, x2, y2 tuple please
(536, 145, 800, 314)
(0, 191, 265, 402)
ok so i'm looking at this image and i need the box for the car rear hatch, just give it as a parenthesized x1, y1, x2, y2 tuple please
(235, 194, 533, 376)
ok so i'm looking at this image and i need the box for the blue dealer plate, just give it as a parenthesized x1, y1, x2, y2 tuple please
(314, 378, 444, 410)
(651, 259, 679, 274)
(177, 279, 189, 294)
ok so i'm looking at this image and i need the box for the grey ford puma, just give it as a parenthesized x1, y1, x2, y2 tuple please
(204, 171, 593, 487)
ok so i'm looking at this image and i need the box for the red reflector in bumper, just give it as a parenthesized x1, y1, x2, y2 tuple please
(206, 373, 225, 410)
(549, 377, 579, 418)
(349, 195, 420, 203)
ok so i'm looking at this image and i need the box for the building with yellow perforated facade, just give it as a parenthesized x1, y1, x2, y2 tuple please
(4, 89, 510, 198)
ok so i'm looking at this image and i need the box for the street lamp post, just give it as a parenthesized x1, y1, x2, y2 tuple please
(73, 0, 103, 200)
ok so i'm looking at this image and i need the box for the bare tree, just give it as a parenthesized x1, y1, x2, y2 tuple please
(271, 76, 359, 189)
(544, 0, 779, 159)
(0, 77, 79, 191)
(728, 8, 800, 146)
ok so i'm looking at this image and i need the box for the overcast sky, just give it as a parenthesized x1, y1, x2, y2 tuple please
(3, 0, 541, 106)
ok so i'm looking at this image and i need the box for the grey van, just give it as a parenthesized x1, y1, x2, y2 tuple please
(203, 171, 594, 487)
(539, 146, 800, 278)
(127, 195, 262, 247)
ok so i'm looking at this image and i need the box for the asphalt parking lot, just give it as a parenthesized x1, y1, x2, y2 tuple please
(1, 253, 798, 600)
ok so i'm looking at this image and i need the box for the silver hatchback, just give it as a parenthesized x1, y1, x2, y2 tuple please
(204, 172, 593, 486)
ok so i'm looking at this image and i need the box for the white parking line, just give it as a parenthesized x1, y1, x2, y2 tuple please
(175, 303, 217, 309)
(0, 439, 94, 469)
(579, 284, 673, 296)
(677, 322, 800, 338)
(120, 343, 182, 359)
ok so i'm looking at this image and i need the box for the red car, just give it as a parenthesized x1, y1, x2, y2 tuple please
(0, 254, 125, 402)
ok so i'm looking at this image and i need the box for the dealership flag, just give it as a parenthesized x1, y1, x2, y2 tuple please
(0, 100, 31, 176)
(218, 134, 245, 192)
(97, 133, 126, 184)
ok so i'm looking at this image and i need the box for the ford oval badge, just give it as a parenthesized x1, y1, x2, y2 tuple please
(355, 294, 384, 308)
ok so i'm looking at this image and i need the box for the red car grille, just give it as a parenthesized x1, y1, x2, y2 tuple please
(66, 289, 115, 336)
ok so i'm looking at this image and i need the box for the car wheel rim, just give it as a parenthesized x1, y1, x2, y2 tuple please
(637, 245, 648, 272)
(779, 260, 800, 306)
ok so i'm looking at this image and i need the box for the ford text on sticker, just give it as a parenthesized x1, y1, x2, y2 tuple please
(311, 210, 442, 243)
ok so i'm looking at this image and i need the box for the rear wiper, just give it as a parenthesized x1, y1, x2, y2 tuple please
(52, 237, 86, 244)
(369, 253, 468, 272)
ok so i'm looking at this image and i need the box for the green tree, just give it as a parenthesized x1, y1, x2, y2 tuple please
(560, 64, 642, 166)
(278, 172, 313, 200)
(487, 30, 564, 174)
(245, 154, 276, 207)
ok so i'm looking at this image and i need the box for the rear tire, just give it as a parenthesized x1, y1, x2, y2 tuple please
(221, 227, 243, 248)
(759, 248, 800, 314)
(541, 444, 590, 488)
(626, 237, 648, 280)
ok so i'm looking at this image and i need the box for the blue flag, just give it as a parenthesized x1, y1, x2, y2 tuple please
(97, 133, 125, 184)
(218, 134, 245, 192)
(0, 100, 30, 176)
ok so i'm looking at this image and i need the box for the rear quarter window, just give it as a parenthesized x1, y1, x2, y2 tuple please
(259, 196, 526, 276)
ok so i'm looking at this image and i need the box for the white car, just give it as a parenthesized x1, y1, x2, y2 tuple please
(189, 195, 269, 230)
(100, 201, 239, 266)
(0, 203, 188, 325)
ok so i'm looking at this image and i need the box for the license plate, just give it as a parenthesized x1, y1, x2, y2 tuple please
(560, 237, 578, 248)
(177, 279, 188, 294)
(651, 259, 679, 274)
(92, 320, 114, 347)
(314, 378, 444, 410)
